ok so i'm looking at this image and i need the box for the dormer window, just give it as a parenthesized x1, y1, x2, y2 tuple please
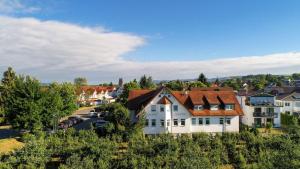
(225, 104, 234, 110)
(210, 105, 219, 110)
(194, 105, 203, 110)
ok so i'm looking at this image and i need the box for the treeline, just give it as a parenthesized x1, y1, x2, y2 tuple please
(119, 73, 209, 103)
(0, 128, 299, 169)
(0, 67, 77, 131)
(220, 73, 300, 91)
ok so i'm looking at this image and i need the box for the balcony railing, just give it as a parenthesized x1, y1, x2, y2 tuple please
(253, 112, 274, 117)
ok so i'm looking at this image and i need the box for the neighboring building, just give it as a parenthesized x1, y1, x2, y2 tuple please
(127, 87, 243, 135)
(237, 93, 281, 128)
(77, 86, 116, 105)
(276, 90, 300, 116)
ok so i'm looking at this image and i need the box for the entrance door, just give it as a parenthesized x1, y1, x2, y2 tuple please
(254, 118, 262, 128)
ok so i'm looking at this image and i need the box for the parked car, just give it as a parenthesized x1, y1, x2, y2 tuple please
(92, 119, 108, 128)
(68, 116, 84, 124)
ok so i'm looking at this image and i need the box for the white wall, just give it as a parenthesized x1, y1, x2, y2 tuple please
(142, 90, 240, 134)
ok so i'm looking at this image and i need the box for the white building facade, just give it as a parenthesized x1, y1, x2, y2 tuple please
(276, 91, 300, 116)
(237, 93, 281, 128)
(78, 86, 116, 105)
(128, 87, 243, 135)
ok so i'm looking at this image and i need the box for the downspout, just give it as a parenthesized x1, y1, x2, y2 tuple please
(170, 102, 173, 134)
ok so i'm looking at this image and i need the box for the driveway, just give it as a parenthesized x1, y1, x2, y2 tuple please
(0, 126, 19, 139)
(70, 107, 99, 130)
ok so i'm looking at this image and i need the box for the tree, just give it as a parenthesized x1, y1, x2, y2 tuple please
(139, 75, 156, 89)
(188, 81, 207, 89)
(100, 103, 130, 134)
(198, 73, 208, 84)
(165, 80, 186, 91)
(40, 83, 64, 129)
(6, 75, 44, 131)
(118, 79, 140, 104)
(215, 78, 220, 85)
(74, 77, 87, 86)
(0, 67, 17, 123)
(59, 83, 77, 117)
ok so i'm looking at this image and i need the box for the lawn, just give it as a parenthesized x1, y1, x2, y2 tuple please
(258, 128, 285, 136)
(0, 138, 24, 154)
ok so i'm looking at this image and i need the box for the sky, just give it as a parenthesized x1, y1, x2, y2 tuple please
(1, 0, 300, 84)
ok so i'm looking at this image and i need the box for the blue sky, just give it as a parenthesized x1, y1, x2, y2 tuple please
(1, 0, 300, 83)
(28, 0, 300, 61)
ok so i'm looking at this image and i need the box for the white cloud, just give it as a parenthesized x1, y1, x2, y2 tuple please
(1, 16, 300, 83)
(0, 0, 40, 14)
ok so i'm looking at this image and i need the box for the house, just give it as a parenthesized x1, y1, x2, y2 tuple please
(237, 93, 281, 128)
(276, 89, 300, 116)
(127, 87, 243, 135)
(77, 86, 116, 105)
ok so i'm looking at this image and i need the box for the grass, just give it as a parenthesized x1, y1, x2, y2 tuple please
(78, 106, 96, 111)
(0, 125, 12, 129)
(258, 128, 285, 136)
(0, 138, 24, 154)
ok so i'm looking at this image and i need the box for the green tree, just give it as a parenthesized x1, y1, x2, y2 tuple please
(165, 80, 186, 91)
(139, 75, 156, 89)
(188, 81, 207, 89)
(0, 67, 17, 124)
(59, 83, 77, 117)
(74, 77, 88, 86)
(198, 73, 208, 84)
(41, 83, 64, 129)
(118, 79, 140, 104)
(6, 75, 44, 131)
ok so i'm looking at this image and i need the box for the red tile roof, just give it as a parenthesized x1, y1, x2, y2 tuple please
(157, 96, 172, 104)
(81, 86, 115, 93)
(127, 87, 243, 116)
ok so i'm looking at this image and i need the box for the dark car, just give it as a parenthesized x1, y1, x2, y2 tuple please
(92, 119, 108, 128)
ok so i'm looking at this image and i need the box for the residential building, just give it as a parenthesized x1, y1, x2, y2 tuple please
(237, 93, 281, 128)
(127, 87, 243, 135)
(77, 86, 116, 105)
(276, 90, 300, 116)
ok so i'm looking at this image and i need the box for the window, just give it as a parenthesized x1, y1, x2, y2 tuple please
(219, 118, 224, 124)
(181, 119, 185, 126)
(194, 105, 203, 110)
(225, 104, 234, 110)
(266, 108, 274, 113)
(151, 119, 156, 127)
(173, 105, 178, 111)
(173, 119, 178, 126)
(167, 120, 170, 126)
(145, 119, 149, 126)
(285, 102, 290, 106)
(151, 105, 156, 112)
(274, 113, 278, 118)
(198, 118, 203, 125)
(160, 119, 165, 127)
(210, 105, 219, 110)
(205, 118, 210, 125)
(167, 94, 171, 98)
(191, 118, 196, 125)
(254, 107, 262, 113)
(160, 106, 164, 112)
(226, 118, 231, 125)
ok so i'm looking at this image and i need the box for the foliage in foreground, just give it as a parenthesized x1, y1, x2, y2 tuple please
(0, 128, 299, 169)
(0, 67, 77, 131)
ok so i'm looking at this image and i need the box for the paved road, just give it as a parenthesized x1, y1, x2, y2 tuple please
(0, 107, 97, 139)
(0, 127, 19, 139)
(70, 107, 100, 130)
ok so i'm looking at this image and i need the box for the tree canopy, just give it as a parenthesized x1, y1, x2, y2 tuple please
(74, 77, 88, 86)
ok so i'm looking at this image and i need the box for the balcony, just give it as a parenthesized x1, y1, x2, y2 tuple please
(253, 112, 274, 117)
